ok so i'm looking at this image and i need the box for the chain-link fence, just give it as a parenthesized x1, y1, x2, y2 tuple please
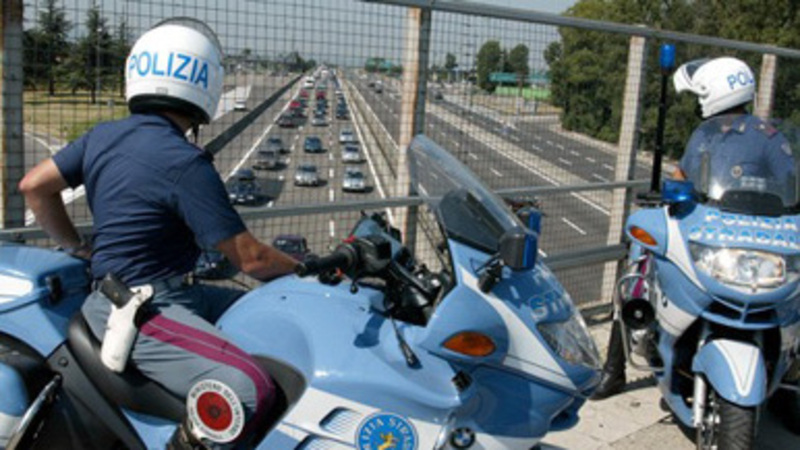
(3, 0, 800, 306)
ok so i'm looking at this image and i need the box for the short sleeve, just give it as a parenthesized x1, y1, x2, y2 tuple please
(52, 133, 90, 188)
(173, 159, 247, 248)
(679, 128, 704, 177)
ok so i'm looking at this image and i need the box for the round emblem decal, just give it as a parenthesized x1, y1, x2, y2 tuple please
(357, 412, 418, 450)
(730, 165, 743, 178)
(186, 379, 245, 444)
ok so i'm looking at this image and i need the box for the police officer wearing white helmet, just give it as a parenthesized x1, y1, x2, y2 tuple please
(592, 56, 796, 401)
(19, 18, 299, 448)
(672, 56, 795, 186)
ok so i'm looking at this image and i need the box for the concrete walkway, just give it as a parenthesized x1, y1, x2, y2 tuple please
(541, 320, 799, 449)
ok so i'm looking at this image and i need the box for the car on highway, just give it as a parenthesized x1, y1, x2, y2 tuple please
(316, 91, 326, 100)
(227, 169, 264, 205)
(433, 90, 444, 101)
(335, 108, 349, 120)
(342, 168, 367, 193)
(294, 163, 320, 187)
(234, 99, 247, 111)
(311, 114, 327, 127)
(277, 113, 297, 128)
(271, 234, 310, 262)
(266, 136, 287, 154)
(374, 81, 383, 93)
(253, 149, 279, 170)
(338, 129, 356, 144)
(303, 136, 324, 153)
(341, 145, 363, 163)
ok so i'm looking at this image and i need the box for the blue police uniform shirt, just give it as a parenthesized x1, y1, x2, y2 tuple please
(53, 113, 246, 285)
(679, 114, 795, 187)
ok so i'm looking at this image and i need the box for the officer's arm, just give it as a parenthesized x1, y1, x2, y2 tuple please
(18, 159, 89, 257)
(216, 231, 300, 282)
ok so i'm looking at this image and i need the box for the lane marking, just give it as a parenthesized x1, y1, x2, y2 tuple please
(603, 163, 614, 171)
(592, 173, 609, 182)
(570, 150, 580, 157)
(561, 217, 587, 235)
(329, 220, 336, 238)
(490, 168, 503, 177)
(586, 157, 596, 163)
(557, 157, 572, 166)
(468, 152, 478, 160)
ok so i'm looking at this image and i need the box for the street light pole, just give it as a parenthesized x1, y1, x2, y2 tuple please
(96, 25, 102, 103)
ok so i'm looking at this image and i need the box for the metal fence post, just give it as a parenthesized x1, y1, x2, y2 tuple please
(754, 53, 777, 120)
(601, 36, 648, 306)
(396, 7, 432, 252)
(1, 0, 26, 229)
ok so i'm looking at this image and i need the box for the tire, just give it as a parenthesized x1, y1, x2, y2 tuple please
(696, 390, 757, 450)
(768, 387, 800, 435)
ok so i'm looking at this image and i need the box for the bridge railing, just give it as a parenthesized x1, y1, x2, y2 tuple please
(2, 0, 799, 307)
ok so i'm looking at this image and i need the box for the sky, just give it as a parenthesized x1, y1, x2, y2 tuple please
(25, 0, 580, 70)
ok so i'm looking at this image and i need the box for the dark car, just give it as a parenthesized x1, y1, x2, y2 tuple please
(227, 169, 263, 205)
(272, 234, 310, 262)
(304, 136, 324, 153)
(277, 113, 296, 128)
(266, 136, 287, 154)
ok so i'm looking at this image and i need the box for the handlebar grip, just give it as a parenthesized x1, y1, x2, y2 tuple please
(295, 246, 356, 277)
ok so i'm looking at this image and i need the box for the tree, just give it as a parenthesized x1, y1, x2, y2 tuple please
(445, 52, 457, 82)
(113, 17, 132, 97)
(508, 44, 530, 92)
(476, 40, 502, 92)
(63, 2, 114, 103)
(25, 0, 73, 95)
(365, 57, 386, 73)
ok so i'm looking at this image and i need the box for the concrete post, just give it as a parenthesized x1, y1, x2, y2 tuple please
(1, 0, 26, 229)
(754, 53, 777, 120)
(601, 36, 648, 306)
(397, 7, 432, 252)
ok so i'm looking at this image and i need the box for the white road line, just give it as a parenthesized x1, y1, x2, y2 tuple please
(538, 248, 548, 258)
(468, 152, 478, 160)
(558, 158, 573, 166)
(490, 168, 503, 177)
(570, 150, 580, 157)
(278, 175, 285, 181)
(546, 140, 554, 146)
(268, 201, 274, 208)
(562, 217, 587, 235)
(531, 144, 542, 152)
(329, 189, 335, 202)
(329, 168, 335, 178)
(329, 153, 334, 161)
(557, 143, 565, 150)
(511, 135, 521, 142)
(535, 135, 542, 141)
(454, 141, 461, 147)
(592, 173, 609, 182)
(586, 157, 596, 163)
(603, 163, 614, 171)
(329, 220, 336, 238)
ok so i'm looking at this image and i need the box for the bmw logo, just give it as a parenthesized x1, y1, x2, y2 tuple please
(450, 427, 476, 448)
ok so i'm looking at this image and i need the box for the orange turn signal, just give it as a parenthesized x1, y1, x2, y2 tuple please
(443, 332, 496, 357)
(629, 226, 657, 246)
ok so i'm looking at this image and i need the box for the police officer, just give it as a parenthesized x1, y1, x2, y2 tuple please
(592, 56, 795, 400)
(19, 18, 298, 447)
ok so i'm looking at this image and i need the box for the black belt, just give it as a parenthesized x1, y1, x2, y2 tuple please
(92, 273, 195, 293)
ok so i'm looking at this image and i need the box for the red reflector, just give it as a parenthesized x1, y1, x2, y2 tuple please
(197, 392, 233, 432)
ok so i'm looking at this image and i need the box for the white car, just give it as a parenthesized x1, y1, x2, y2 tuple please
(294, 163, 320, 187)
(342, 168, 367, 192)
(234, 99, 247, 111)
(253, 150, 278, 170)
(339, 129, 357, 145)
(342, 145, 363, 163)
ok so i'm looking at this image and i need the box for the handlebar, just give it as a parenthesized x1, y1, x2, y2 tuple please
(295, 244, 356, 277)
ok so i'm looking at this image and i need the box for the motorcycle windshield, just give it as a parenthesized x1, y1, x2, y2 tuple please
(408, 135, 521, 254)
(688, 115, 800, 215)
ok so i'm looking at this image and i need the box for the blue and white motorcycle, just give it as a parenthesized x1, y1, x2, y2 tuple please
(0, 135, 600, 449)
(614, 116, 800, 449)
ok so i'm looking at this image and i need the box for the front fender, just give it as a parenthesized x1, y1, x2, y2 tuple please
(691, 339, 767, 407)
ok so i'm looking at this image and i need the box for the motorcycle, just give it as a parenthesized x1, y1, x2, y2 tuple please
(0, 134, 600, 449)
(614, 116, 800, 449)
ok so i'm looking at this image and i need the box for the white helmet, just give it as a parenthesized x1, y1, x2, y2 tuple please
(126, 18, 224, 124)
(673, 57, 755, 118)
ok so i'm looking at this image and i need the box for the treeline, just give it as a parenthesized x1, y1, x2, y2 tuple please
(546, 0, 800, 159)
(24, 0, 130, 103)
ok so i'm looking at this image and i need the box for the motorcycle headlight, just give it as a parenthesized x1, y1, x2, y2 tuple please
(689, 242, 793, 293)
(537, 307, 600, 369)
(0, 274, 34, 304)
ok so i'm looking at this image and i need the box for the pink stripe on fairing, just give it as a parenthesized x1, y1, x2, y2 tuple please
(140, 314, 274, 437)
(631, 259, 648, 298)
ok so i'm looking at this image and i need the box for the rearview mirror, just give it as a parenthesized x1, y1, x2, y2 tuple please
(499, 226, 538, 271)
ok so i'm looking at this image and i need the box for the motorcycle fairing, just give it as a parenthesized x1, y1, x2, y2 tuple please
(691, 339, 767, 406)
(0, 244, 89, 356)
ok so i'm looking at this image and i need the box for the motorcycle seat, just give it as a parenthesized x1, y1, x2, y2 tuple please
(67, 314, 186, 422)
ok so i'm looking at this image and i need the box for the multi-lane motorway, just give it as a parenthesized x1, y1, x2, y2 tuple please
(23, 68, 645, 304)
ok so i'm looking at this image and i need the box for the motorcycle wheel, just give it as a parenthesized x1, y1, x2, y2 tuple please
(767, 386, 800, 435)
(696, 390, 756, 450)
